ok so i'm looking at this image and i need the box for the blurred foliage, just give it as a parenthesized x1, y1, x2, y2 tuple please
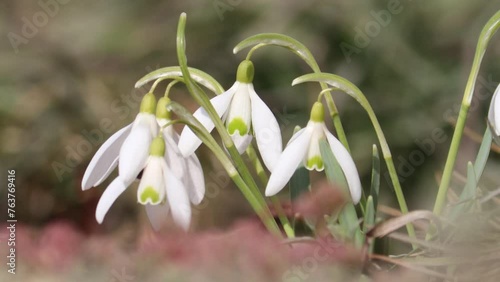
(1, 0, 500, 233)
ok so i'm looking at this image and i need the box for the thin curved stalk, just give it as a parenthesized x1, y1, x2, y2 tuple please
(293, 73, 416, 242)
(433, 10, 500, 216)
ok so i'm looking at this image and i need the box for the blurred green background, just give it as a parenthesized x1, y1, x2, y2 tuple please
(2, 0, 500, 232)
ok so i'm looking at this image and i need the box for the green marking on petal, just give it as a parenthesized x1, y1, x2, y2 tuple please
(306, 155, 324, 171)
(310, 102, 325, 122)
(139, 186, 161, 204)
(227, 117, 249, 136)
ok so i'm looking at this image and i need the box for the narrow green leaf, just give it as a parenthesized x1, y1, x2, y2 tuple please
(363, 196, 376, 254)
(233, 33, 320, 72)
(290, 167, 310, 201)
(370, 144, 381, 211)
(473, 128, 492, 179)
(449, 162, 477, 219)
(320, 139, 360, 241)
(320, 139, 348, 192)
(134, 66, 224, 94)
(363, 196, 375, 233)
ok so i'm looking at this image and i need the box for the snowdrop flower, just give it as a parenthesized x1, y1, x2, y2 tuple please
(265, 102, 362, 204)
(156, 97, 205, 206)
(178, 60, 282, 171)
(81, 93, 158, 222)
(137, 136, 192, 231)
(488, 83, 500, 142)
(82, 92, 158, 191)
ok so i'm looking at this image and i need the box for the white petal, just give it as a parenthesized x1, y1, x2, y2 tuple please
(137, 157, 166, 205)
(145, 202, 170, 231)
(118, 118, 152, 183)
(304, 123, 325, 171)
(163, 130, 187, 179)
(323, 126, 362, 204)
(265, 127, 312, 196)
(226, 83, 252, 136)
(232, 134, 253, 154)
(82, 124, 133, 190)
(183, 153, 205, 205)
(488, 84, 500, 136)
(95, 177, 130, 224)
(178, 83, 238, 157)
(163, 162, 191, 231)
(249, 85, 283, 172)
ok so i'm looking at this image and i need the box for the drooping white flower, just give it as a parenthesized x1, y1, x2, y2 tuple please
(82, 92, 158, 191)
(488, 84, 500, 141)
(265, 102, 362, 204)
(82, 93, 202, 231)
(178, 60, 282, 172)
(156, 97, 205, 206)
(137, 136, 192, 231)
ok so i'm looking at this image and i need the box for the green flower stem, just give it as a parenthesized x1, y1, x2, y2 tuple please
(433, 10, 500, 216)
(168, 101, 282, 237)
(246, 145, 295, 238)
(233, 33, 350, 151)
(293, 75, 416, 243)
(176, 13, 281, 236)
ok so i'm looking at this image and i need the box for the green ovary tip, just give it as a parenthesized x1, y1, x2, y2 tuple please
(310, 102, 325, 122)
(227, 118, 249, 136)
(139, 186, 160, 204)
(150, 137, 166, 156)
(236, 60, 254, 83)
(306, 155, 324, 171)
(140, 93, 157, 114)
(156, 97, 171, 120)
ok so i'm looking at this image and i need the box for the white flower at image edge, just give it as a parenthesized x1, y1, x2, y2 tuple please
(178, 60, 282, 172)
(265, 102, 362, 204)
(488, 83, 500, 141)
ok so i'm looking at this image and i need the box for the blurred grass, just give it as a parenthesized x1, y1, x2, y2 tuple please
(1, 0, 500, 232)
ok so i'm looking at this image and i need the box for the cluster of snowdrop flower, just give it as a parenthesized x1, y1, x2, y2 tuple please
(82, 59, 362, 231)
(82, 93, 204, 231)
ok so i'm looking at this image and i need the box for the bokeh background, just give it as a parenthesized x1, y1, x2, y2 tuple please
(1, 0, 500, 280)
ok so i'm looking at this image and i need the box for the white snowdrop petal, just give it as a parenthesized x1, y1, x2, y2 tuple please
(232, 134, 253, 154)
(82, 123, 133, 190)
(95, 177, 130, 224)
(249, 85, 283, 172)
(145, 202, 170, 231)
(489, 84, 500, 136)
(137, 157, 166, 205)
(178, 83, 238, 157)
(226, 83, 252, 136)
(163, 130, 187, 179)
(163, 162, 191, 231)
(323, 126, 362, 204)
(183, 153, 205, 205)
(118, 120, 151, 183)
(265, 127, 312, 196)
